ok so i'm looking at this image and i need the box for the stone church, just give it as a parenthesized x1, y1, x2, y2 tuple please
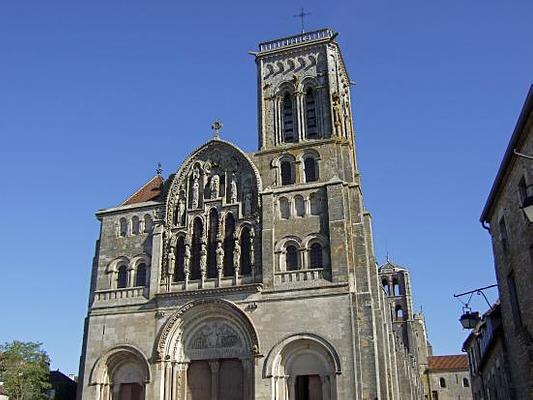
(77, 28, 428, 400)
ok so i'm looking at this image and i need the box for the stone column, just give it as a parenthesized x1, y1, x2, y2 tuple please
(209, 360, 220, 400)
(296, 92, 305, 142)
(298, 248, 306, 270)
(287, 376, 295, 400)
(164, 361, 172, 400)
(241, 358, 253, 399)
(321, 375, 330, 400)
(171, 362, 178, 400)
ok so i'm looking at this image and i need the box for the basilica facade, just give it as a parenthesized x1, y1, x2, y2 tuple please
(77, 28, 426, 400)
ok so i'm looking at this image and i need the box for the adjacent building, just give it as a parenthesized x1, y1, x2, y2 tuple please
(77, 28, 427, 399)
(462, 303, 511, 400)
(422, 355, 471, 400)
(479, 85, 533, 399)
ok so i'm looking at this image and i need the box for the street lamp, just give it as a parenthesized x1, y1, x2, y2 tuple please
(459, 307, 480, 330)
(453, 284, 498, 330)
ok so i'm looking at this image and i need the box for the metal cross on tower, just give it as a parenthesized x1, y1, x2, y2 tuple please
(211, 119, 223, 139)
(293, 7, 311, 34)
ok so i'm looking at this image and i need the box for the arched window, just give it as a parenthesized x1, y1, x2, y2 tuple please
(282, 93, 296, 143)
(279, 197, 290, 219)
(310, 243, 323, 268)
(131, 216, 140, 235)
(463, 377, 469, 387)
(304, 157, 318, 182)
(310, 193, 321, 215)
(191, 218, 203, 280)
(305, 88, 318, 138)
(439, 377, 446, 388)
(393, 279, 401, 296)
(207, 208, 219, 278)
(281, 161, 294, 185)
(144, 215, 153, 234)
(382, 279, 390, 296)
(223, 213, 236, 276)
(174, 237, 186, 282)
(295, 195, 305, 217)
(395, 305, 404, 320)
(240, 226, 252, 275)
(119, 218, 128, 237)
(117, 265, 128, 289)
(286, 245, 298, 271)
(135, 263, 147, 287)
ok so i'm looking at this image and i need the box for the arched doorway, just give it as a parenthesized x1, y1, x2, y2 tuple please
(155, 299, 259, 400)
(89, 345, 151, 400)
(264, 334, 340, 400)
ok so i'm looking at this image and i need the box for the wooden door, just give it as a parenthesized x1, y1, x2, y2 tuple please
(187, 361, 211, 400)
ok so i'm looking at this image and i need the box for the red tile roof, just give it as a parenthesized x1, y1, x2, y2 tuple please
(428, 355, 469, 371)
(121, 175, 163, 206)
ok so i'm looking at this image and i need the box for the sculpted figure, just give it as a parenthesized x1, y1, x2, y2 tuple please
(216, 241, 224, 271)
(177, 197, 186, 225)
(192, 176, 200, 208)
(168, 247, 176, 274)
(230, 174, 238, 203)
(233, 240, 241, 273)
(200, 242, 207, 276)
(210, 174, 220, 198)
(332, 94, 343, 136)
(184, 244, 191, 275)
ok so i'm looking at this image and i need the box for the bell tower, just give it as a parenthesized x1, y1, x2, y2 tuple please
(255, 28, 354, 150)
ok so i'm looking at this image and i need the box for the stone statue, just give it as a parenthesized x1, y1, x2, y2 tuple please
(167, 247, 176, 275)
(216, 241, 224, 271)
(244, 192, 253, 215)
(233, 240, 241, 273)
(230, 174, 238, 203)
(177, 197, 186, 225)
(192, 176, 200, 209)
(184, 244, 191, 275)
(210, 174, 220, 198)
(200, 242, 207, 276)
(332, 93, 343, 136)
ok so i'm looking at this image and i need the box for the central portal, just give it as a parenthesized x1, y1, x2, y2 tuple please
(156, 300, 259, 400)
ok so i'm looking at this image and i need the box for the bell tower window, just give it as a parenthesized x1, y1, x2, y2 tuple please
(286, 245, 298, 271)
(305, 88, 318, 138)
(282, 93, 297, 143)
(281, 161, 294, 185)
(304, 157, 318, 182)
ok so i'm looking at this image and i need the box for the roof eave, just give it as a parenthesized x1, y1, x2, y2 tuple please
(481, 85, 533, 223)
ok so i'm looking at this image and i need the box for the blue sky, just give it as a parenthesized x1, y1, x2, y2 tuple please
(0, 1, 531, 374)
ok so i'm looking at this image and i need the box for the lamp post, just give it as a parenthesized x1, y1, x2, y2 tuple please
(453, 284, 498, 329)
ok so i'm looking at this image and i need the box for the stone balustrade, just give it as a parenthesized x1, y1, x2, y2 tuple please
(274, 267, 327, 285)
(94, 287, 146, 301)
(258, 28, 334, 52)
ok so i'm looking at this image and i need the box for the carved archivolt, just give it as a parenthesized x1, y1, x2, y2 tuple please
(154, 298, 260, 362)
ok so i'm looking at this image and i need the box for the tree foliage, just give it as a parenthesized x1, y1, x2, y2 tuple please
(0, 341, 51, 400)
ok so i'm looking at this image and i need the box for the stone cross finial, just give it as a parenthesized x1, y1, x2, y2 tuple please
(211, 120, 223, 139)
(293, 8, 311, 34)
(156, 162, 163, 176)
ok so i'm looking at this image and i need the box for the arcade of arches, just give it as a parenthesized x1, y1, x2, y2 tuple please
(90, 302, 340, 400)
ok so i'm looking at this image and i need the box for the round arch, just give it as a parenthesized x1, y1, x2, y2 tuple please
(154, 298, 260, 362)
(263, 334, 341, 400)
(89, 344, 151, 385)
